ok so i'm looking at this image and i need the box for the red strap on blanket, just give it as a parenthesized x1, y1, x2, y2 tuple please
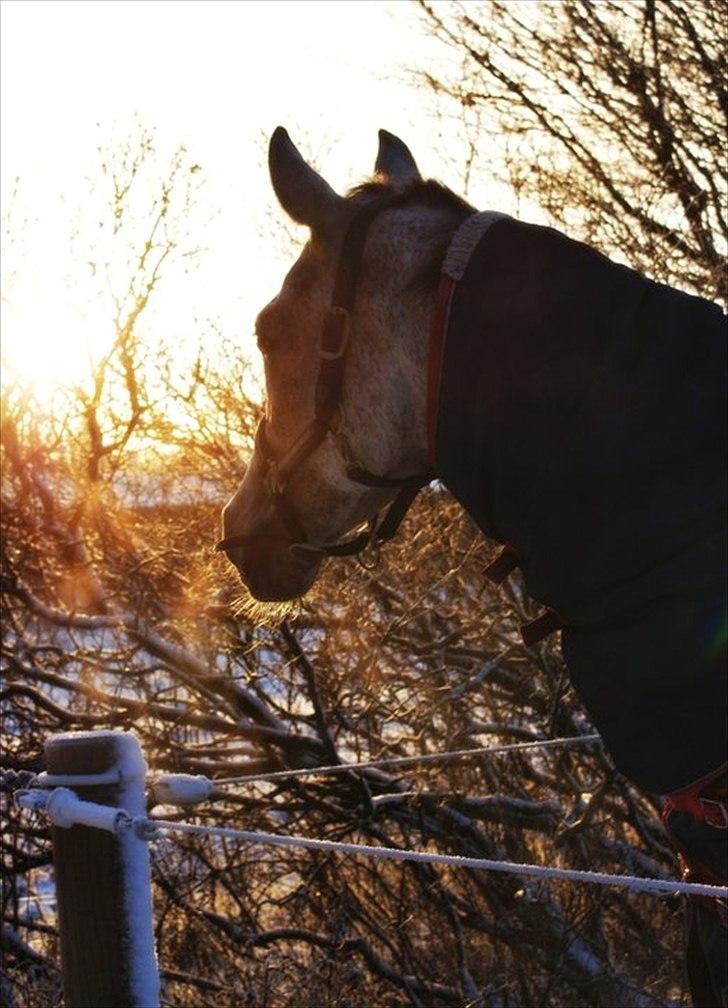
(426, 273, 457, 463)
(662, 765, 728, 908)
(665, 765, 728, 827)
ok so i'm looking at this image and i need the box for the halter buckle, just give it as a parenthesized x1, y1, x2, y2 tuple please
(320, 307, 349, 360)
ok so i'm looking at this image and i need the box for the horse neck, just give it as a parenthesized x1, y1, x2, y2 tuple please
(347, 201, 467, 475)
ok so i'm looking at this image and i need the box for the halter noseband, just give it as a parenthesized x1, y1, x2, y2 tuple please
(215, 193, 433, 560)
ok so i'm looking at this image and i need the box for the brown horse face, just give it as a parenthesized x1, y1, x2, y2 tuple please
(220, 127, 425, 601)
(222, 244, 341, 600)
(221, 239, 393, 601)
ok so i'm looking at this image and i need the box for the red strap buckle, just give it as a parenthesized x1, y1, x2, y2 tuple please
(700, 798, 728, 829)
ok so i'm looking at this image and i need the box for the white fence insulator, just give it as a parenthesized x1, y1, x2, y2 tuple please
(150, 775, 214, 807)
(18, 787, 132, 834)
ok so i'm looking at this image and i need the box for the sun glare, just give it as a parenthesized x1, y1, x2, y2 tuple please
(2, 306, 78, 394)
(1, 290, 110, 396)
(0, 0, 492, 422)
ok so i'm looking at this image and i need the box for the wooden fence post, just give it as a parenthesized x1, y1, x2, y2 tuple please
(45, 730, 160, 1008)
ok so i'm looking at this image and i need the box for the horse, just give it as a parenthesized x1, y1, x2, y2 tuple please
(218, 128, 727, 1005)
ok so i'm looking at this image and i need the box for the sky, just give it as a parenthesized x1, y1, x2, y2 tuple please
(1, 0, 506, 392)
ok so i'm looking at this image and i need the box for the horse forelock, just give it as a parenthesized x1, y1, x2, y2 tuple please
(344, 178, 474, 296)
(345, 177, 473, 215)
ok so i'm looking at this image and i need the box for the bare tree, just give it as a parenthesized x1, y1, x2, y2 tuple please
(1, 472, 684, 1005)
(417, 0, 727, 304)
(68, 128, 206, 484)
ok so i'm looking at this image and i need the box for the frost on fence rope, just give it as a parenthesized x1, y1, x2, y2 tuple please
(16, 785, 728, 900)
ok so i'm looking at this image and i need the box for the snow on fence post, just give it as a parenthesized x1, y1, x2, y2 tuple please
(46, 730, 160, 1008)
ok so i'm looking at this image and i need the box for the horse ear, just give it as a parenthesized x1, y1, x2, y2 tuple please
(268, 127, 343, 235)
(375, 130, 421, 185)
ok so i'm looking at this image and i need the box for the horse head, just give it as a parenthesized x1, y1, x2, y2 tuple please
(219, 128, 470, 600)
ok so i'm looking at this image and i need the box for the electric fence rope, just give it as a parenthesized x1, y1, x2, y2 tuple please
(143, 817, 728, 899)
(210, 733, 603, 787)
(16, 786, 728, 900)
(31, 734, 604, 803)
(15, 731, 727, 902)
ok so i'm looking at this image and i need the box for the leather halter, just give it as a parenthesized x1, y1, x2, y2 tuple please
(215, 193, 433, 560)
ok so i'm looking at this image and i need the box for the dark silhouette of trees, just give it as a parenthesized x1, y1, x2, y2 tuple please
(418, 0, 727, 305)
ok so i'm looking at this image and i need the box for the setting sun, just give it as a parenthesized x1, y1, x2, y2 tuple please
(0, 289, 110, 395)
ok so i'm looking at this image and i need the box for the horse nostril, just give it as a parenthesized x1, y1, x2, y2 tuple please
(216, 543, 242, 564)
(216, 533, 320, 601)
(215, 534, 254, 553)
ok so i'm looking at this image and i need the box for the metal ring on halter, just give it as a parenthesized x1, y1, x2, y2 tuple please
(356, 539, 382, 571)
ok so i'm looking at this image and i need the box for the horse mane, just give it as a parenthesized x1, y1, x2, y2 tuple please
(346, 177, 473, 214)
(346, 178, 475, 294)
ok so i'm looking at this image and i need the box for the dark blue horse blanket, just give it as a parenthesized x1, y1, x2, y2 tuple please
(430, 215, 727, 793)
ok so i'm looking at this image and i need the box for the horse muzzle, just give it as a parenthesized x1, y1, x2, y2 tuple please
(218, 504, 322, 602)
